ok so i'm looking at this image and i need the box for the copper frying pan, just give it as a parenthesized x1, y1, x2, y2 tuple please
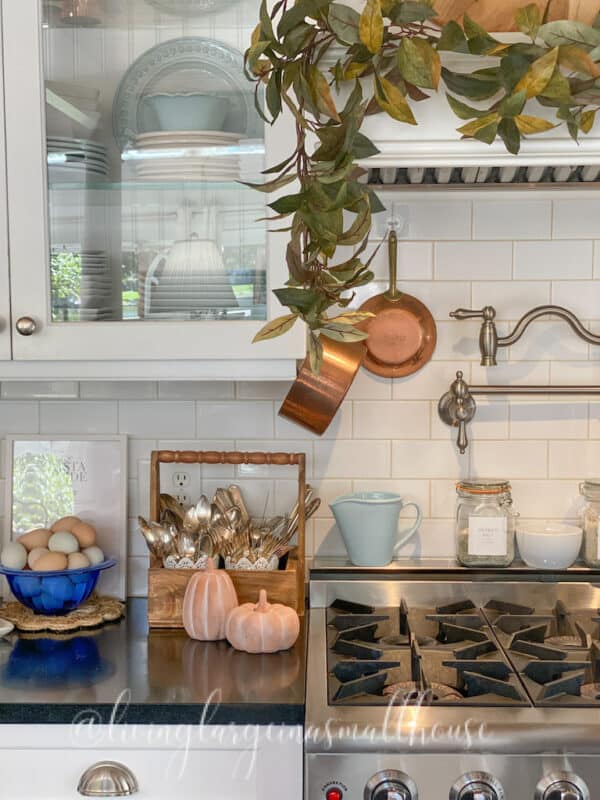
(358, 230, 437, 378)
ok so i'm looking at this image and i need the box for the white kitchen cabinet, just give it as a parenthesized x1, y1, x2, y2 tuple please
(0, 9, 11, 363)
(0, 724, 303, 799)
(0, 0, 304, 378)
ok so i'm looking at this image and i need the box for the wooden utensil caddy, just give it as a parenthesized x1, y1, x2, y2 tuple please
(147, 449, 306, 627)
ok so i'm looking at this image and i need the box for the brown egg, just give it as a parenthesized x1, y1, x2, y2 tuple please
(68, 552, 90, 570)
(71, 521, 97, 549)
(51, 516, 81, 533)
(34, 552, 68, 572)
(28, 547, 49, 569)
(17, 528, 52, 552)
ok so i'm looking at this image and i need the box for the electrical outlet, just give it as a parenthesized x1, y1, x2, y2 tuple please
(175, 492, 191, 505)
(173, 471, 190, 489)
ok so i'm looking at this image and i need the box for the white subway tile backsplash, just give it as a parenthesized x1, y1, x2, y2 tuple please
(315, 440, 390, 479)
(119, 401, 195, 437)
(40, 401, 116, 434)
(472, 281, 551, 318)
(1, 381, 78, 399)
(510, 400, 588, 439)
(473, 199, 551, 241)
(394, 200, 472, 241)
(368, 241, 433, 281)
(0, 402, 40, 434)
(435, 241, 512, 281)
(198, 401, 273, 439)
(514, 240, 593, 279)
(81, 381, 156, 400)
(353, 401, 429, 439)
(392, 440, 468, 479)
(471, 441, 548, 479)
(553, 199, 600, 239)
(4, 194, 600, 595)
(159, 381, 235, 400)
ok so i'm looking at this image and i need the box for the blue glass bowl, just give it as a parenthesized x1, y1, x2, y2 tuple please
(0, 560, 116, 615)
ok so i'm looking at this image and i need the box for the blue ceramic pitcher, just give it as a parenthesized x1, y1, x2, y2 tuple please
(329, 492, 422, 566)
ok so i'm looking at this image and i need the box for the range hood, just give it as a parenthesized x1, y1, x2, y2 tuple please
(356, 44, 600, 187)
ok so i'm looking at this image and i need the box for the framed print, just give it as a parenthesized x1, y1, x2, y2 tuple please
(4, 435, 127, 599)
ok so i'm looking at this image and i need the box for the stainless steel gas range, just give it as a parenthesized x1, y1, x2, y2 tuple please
(305, 564, 600, 800)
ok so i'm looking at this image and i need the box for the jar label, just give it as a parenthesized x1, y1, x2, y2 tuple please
(468, 516, 508, 556)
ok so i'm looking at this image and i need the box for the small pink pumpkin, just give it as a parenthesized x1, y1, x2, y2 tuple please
(182, 560, 238, 641)
(225, 590, 300, 654)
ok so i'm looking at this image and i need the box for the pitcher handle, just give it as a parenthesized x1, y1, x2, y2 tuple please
(394, 502, 422, 552)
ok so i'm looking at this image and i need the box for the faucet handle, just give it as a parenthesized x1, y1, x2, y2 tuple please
(450, 306, 496, 321)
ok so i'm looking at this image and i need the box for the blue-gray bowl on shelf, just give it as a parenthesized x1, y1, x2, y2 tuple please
(140, 92, 230, 132)
(0, 560, 116, 615)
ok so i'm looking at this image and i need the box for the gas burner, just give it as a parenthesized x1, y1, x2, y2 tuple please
(383, 681, 462, 704)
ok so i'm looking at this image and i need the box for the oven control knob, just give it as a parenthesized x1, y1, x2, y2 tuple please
(450, 772, 504, 800)
(535, 772, 590, 800)
(364, 770, 418, 800)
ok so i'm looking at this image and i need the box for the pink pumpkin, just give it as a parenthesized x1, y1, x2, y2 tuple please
(182, 560, 238, 641)
(225, 590, 300, 654)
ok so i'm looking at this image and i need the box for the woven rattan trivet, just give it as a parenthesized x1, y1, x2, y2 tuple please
(0, 594, 125, 633)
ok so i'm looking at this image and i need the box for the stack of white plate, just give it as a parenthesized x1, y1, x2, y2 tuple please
(79, 250, 114, 320)
(130, 130, 241, 181)
(47, 137, 109, 181)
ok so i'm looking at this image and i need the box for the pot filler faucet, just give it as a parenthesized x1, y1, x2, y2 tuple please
(450, 304, 600, 366)
(439, 305, 600, 452)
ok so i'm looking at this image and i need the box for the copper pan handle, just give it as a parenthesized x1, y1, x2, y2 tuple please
(384, 229, 401, 302)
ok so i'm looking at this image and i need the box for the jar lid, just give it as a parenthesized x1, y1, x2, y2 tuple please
(457, 479, 511, 495)
(581, 479, 600, 498)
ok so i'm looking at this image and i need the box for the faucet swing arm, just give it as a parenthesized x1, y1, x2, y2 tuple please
(439, 372, 600, 454)
(450, 305, 600, 367)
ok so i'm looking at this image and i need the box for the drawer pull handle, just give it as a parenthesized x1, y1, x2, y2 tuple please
(78, 761, 138, 796)
(15, 316, 37, 336)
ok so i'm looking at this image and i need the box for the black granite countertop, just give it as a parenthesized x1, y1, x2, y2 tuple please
(0, 599, 306, 725)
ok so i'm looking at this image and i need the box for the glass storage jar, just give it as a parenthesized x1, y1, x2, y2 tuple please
(580, 480, 600, 568)
(456, 479, 517, 568)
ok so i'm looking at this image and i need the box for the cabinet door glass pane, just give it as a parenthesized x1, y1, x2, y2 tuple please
(43, 0, 266, 323)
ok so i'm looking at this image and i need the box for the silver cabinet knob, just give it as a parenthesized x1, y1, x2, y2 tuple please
(78, 761, 138, 796)
(451, 773, 504, 800)
(15, 316, 37, 336)
(535, 773, 589, 800)
(365, 770, 418, 800)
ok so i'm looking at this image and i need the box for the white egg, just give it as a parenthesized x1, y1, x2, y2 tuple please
(1, 541, 27, 570)
(83, 546, 105, 566)
(48, 530, 80, 555)
(68, 552, 91, 570)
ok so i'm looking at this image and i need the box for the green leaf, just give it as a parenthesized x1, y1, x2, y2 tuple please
(514, 114, 557, 134)
(328, 3, 361, 45)
(307, 65, 341, 121)
(446, 93, 489, 120)
(338, 199, 371, 245)
(397, 38, 441, 90)
(498, 117, 521, 154)
(498, 89, 527, 118)
(269, 192, 303, 214)
(368, 189, 386, 214)
(266, 70, 282, 118)
(328, 311, 375, 325)
(437, 21, 468, 53)
(457, 112, 500, 139)
(282, 21, 314, 56)
(442, 67, 501, 101)
(463, 13, 501, 55)
(514, 47, 558, 98)
(539, 66, 572, 103)
(240, 173, 296, 193)
(374, 74, 417, 124)
(359, 0, 384, 54)
(515, 3, 541, 40)
(320, 322, 370, 342)
(499, 51, 533, 93)
(390, 1, 436, 24)
(351, 131, 380, 159)
(286, 238, 311, 285)
(278, 0, 329, 36)
(538, 20, 600, 50)
(259, 0, 275, 41)
(253, 313, 298, 342)
(274, 287, 322, 314)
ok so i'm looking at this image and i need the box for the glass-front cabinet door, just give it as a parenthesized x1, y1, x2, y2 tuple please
(2, 0, 304, 365)
(0, 11, 11, 362)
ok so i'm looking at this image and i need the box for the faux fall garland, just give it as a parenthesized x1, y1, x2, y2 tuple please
(245, 1, 600, 371)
